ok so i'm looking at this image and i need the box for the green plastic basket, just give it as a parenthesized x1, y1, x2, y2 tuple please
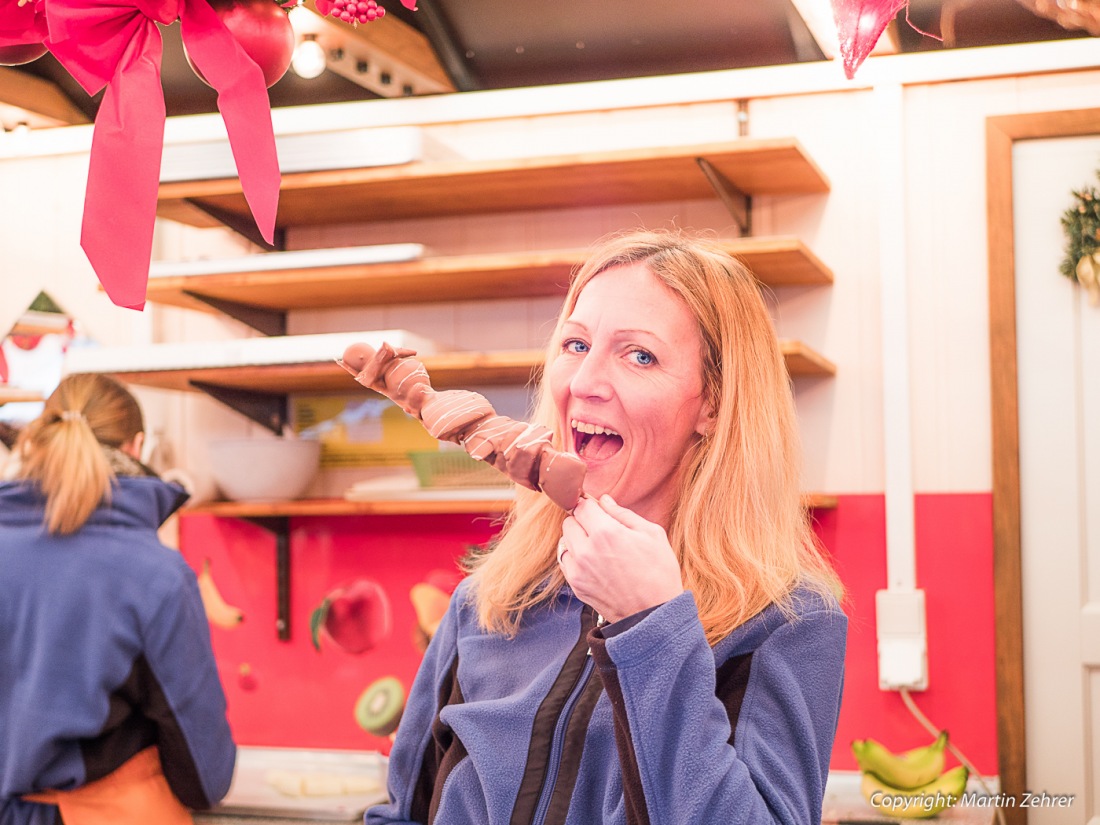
(408, 450, 511, 489)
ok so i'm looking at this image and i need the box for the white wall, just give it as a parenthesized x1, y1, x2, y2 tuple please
(904, 69, 1100, 493)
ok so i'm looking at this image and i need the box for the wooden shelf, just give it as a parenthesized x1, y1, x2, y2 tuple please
(804, 494, 838, 510)
(781, 340, 836, 376)
(157, 139, 830, 230)
(0, 387, 43, 405)
(143, 237, 832, 316)
(183, 496, 514, 518)
(182, 493, 836, 518)
(104, 349, 545, 394)
(9, 311, 69, 338)
(146, 249, 578, 314)
(101, 340, 833, 396)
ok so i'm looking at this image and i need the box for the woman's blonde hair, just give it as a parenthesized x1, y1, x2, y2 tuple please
(466, 228, 842, 644)
(15, 373, 144, 535)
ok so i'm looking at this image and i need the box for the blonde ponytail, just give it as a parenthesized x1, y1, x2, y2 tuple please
(15, 374, 144, 535)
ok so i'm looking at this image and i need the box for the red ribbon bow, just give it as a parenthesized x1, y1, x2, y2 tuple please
(45, 0, 279, 309)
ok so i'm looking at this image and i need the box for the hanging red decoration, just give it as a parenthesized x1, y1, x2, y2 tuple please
(41, 0, 281, 310)
(183, 0, 295, 88)
(0, 0, 48, 64)
(314, 0, 415, 24)
(830, 0, 905, 79)
(0, 41, 46, 63)
(0, 0, 419, 310)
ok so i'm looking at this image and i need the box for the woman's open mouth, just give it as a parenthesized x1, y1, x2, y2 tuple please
(571, 419, 624, 461)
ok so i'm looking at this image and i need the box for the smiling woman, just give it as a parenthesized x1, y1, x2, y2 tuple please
(549, 262, 712, 529)
(367, 228, 848, 825)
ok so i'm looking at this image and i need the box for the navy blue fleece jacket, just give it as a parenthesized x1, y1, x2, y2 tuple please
(0, 476, 236, 825)
(367, 579, 846, 825)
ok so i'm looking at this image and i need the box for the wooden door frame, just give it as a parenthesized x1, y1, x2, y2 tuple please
(986, 106, 1100, 824)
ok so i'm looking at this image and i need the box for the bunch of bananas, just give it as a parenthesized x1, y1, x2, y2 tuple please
(852, 731, 969, 819)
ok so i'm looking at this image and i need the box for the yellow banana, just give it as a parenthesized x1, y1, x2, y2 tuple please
(861, 765, 969, 820)
(197, 558, 244, 629)
(851, 730, 948, 789)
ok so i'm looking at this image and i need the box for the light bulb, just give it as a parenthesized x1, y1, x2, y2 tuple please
(291, 35, 326, 79)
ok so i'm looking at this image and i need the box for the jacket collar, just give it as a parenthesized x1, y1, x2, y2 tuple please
(0, 475, 189, 532)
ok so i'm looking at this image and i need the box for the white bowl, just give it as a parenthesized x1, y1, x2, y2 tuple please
(207, 438, 322, 502)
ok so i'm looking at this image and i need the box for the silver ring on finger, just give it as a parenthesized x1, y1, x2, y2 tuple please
(556, 537, 569, 565)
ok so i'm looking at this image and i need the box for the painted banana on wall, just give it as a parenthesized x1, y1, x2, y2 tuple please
(197, 558, 244, 629)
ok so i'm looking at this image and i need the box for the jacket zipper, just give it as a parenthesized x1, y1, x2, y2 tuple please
(529, 655, 594, 825)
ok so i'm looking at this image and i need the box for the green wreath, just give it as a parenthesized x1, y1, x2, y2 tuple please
(1060, 170, 1100, 305)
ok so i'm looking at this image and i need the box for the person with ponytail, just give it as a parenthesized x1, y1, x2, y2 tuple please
(0, 374, 235, 825)
(368, 229, 847, 825)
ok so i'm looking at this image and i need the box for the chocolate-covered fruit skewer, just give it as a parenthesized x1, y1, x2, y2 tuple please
(339, 342, 586, 511)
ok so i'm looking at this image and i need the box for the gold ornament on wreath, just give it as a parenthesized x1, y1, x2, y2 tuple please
(1060, 169, 1100, 306)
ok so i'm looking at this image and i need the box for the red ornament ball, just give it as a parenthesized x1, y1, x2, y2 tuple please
(185, 0, 295, 88)
(0, 43, 48, 66)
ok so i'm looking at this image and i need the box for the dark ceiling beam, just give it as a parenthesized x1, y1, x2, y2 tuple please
(413, 2, 480, 92)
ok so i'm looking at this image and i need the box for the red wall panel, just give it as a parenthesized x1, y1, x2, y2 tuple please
(179, 512, 502, 753)
(823, 493, 998, 775)
(181, 493, 998, 774)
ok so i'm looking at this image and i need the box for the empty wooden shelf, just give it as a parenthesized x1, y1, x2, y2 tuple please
(0, 388, 44, 406)
(97, 341, 833, 397)
(157, 139, 830, 230)
(143, 237, 833, 317)
(181, 492, 837, 518)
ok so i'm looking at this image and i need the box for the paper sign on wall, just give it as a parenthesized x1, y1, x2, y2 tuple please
(292, 396, 438, 469)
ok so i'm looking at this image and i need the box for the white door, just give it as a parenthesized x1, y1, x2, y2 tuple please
(1014, 136, 1100, 825)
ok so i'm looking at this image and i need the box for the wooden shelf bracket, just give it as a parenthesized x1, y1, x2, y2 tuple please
(183, 198, 287, 252)
(182, 291, 287, 336)
(240, 516, 291, 641)
(696, 156, 751, 236)
(190, 380, 287, 435)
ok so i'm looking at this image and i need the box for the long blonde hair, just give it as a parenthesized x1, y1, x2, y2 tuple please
(15, 373, 144, 535)
(466, 228, 842, 644)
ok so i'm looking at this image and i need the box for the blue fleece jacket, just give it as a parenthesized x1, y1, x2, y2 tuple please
(0, 476, 236, 825)
(367, 579, 846, 825)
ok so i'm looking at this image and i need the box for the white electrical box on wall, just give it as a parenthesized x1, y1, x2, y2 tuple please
(876, 588, 929, 691)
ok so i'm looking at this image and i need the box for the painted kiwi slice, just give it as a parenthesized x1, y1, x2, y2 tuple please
(355, 676, 405, 736)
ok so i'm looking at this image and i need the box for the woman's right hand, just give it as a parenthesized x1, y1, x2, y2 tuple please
(558, 494, 684, 623)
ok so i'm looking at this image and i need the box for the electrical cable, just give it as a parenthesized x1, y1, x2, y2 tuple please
(898, 687, 1006, 825)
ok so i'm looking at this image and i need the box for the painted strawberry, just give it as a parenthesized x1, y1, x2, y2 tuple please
(237, 663, 259, 692)
(311, 579, 393, 654)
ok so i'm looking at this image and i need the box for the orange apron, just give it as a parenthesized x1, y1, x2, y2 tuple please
(23, 746, 193, 825)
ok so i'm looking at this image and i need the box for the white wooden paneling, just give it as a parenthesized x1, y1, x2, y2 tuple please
(1014, 135, 1099, 824)
(1092, 673, 1100, 825)
(901, 79, 1018, 495)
